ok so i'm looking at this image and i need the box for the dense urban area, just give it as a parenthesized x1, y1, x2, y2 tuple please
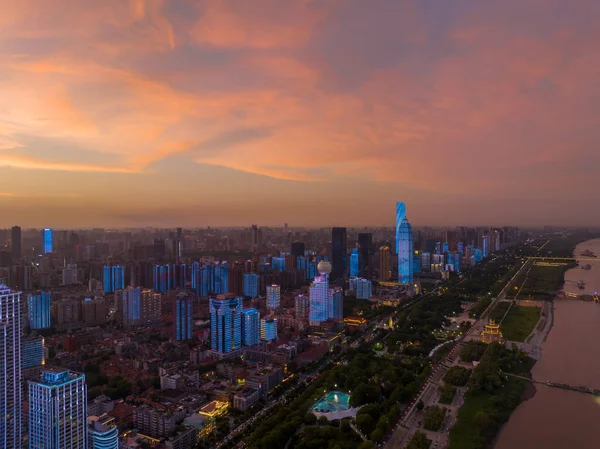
(1, 203, 594, 449)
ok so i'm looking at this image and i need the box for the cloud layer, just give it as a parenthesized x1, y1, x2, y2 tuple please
(1, 0, 599, 227)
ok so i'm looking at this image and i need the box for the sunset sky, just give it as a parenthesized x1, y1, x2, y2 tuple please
(1, 0, 599, 228)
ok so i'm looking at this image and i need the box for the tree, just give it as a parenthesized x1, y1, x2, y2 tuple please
(317, 416, 329, 426)
(406, 431, 431, 449)
(304, 413, 317, 425)
(370, 428, 385, 442)
(416, 400, 425, 411)
(423, 405, 446, 431)
(350, 384, 382, 407)
(438, 384, 456, 405)
(443, 366, 471, 387)
(356, 413, 376, 435)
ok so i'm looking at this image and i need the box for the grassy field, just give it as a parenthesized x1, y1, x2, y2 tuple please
(501, 305, 541, 342)
(488, 301, 511, 321)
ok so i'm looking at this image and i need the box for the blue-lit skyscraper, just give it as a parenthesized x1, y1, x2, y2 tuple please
(328, 288, 343, 319)
(122, 286, 141, 325)
(413, 254, 421, 275)
(215, 262, 229, 294)
(41, 228, 53, 254)
(355, 279, 372, 300)
(260, 318, 277, 341)
(241, 308, 260, 346)
(0, 284, 22, 448)
(266, 284, 280, 310)
(173, 292, 193, 341)
(306, 260, 317, 281)
(309, 261, 343, 324)
(243, 273, 259, 298)
(29, 368, 87, 449)
(442, 242, 449, 254)
(349, 248, 359, 277)
(209, 297, 242, 353)
(103, 265, 125, 293)
(474, 248, 483, 263)
(396, 202, 413, 284)
(88, 414, 118, 449)
(482, 234, 489, 258)
(153, 264, 171, 293)
(22, 336, 45, 370)
(271, 257, 286, 272)
(28, 291, 51, 330)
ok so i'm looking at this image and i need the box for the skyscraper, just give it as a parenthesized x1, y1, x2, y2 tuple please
(331, 227, 347, 281)
(173, 292, 193, 341)
(209, 297, 242, 353)
(123, 287, 161, 327)
(358, 233, 373, 279)
(266, 284, 280, 310)
(241, 308, 260, 346)
(88, 414, 118, 449)
(103, 265, 125, 293)
(295, 294, 309, 321)
(41, 228, 53, 254)
(396, 202, 413, 284)
(379, 246, 391, 281)
(28, 291, 51, 329)
(349, 248, 359, 277)
(291, 242, 305, 258)
(28, 368, 87, 449)
(243, 273, 259, 298)
(260, 318, 277, 341)
(309, 261, 342, 325)
(482, 234, 489, 258)
(214, 262, 229, 294)
(0, 283, 22, 448)
(11, 226, 21, 261)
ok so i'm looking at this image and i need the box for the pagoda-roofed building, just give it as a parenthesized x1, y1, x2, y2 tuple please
(481, 319, 504, 344)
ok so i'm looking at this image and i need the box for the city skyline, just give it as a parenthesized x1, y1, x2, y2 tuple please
(2, 1, 600, 227)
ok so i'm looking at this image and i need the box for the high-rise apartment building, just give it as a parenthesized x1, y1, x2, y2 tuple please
(173, 292, 193, 341)
(103, 265, 125, 293)
(260, 318, 277, 341)
(396, 202, 413, 284)
(309, 261, 343, 324)
(123, 287, 161, 327)
(28, 368, 87, 449)
(355, 279, 372, 300)
(241, 308, 260, 346)
(271, 257, 285, 272)
(209, 297, 242, 353)
(358, 233, 373, 279)
(291, 242, 305, 258)
(295, 294, 309, 321)
(88, 414, 118, 449)
(22, 336, 45, 381)
(482, 234, 489, 258)
(379, 246, 391, 281)
(11, 226, 21, 261)
(28, 291, 51, 329)
(266, 284, 280, 310)
(331, 227, 347, 281)
(0, 283, 22, 448)
(62, 263, 78, 286)
(41, 228, 53, 254)
(243, 273, 259, 298)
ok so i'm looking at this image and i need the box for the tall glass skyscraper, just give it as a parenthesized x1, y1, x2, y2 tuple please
(0, 283, 22, 448)
(28, 291, 51, 329)
(271, 257, 286, 272)
(28, 368, 87, 449)
(349, 248, 359, 277)
(243, 273, 259, 298)
(173, 292, 193, 341)
(241, 308, 260, 346)
(214, 262, 229, 294)
(88, 414, 118, 449)
(41, 228, 53, 254)
(396, 202, 413, 284)
(103, 265, 125, 293)
(209, 297, 242, 353)
(266, 284, 280, 310)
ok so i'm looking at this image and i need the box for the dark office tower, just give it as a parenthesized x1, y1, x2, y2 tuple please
(11, 226, 21, 261)
(291, 242, 305, 259)
(251, 225, 259, 249)
(331, 227, 347, 281)
(229, 262, 245, 297)
(173, 292, 193, 341)
(358, 233, 373, 279)
(153, 239, 166, 260)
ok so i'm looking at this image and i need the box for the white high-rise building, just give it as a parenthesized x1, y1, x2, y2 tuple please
(309, 261, 343, 324)
(266, 284, 280, 310)
(0, 283, 22, 448)
(28, 368, 87, 449)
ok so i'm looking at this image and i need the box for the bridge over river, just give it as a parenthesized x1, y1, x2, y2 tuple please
(500, 371, 600, 397)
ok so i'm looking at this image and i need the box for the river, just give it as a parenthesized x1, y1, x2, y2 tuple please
(495, 238, 600, 449)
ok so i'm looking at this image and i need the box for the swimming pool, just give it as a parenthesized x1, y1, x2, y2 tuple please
(312, 391, 351, 413)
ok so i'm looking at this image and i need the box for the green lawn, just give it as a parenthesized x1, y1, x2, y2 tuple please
(500, 305, 541, 342)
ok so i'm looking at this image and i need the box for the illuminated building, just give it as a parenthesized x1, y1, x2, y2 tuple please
(492, 229, 501, 252)
(215, 262, 229, 294)
(199, 401, 229, 420)
(41, 228, 53, 254)
(379, 246, 391, 281)
(434, 242, 441, 255)
(295, 294, 309, 320)
(209, 297, 242, 353)
(452, 252, 461, 272)
(173, 292, 193, 341)
(358, 233, 373, 279)
(474, 248, 483, 263)
(123, 287, 161, 327)
(396, 202, 413, 284)
(103, 265, 125, 293)
(28, 291, 51, 329)
(309, 262, 332, 324)
(62, 263, 78, 286)
(349, 248, 359, 277)
(355, 278, 372, 300)
(331, 227, 347, 281)
(306, 260, 317, 281)
(481, 319, 504, 344)
(482, 234, 489, 258)
(243, 273, 259, 298)
(88, 414, 118, 449)
(260, 318, 277, 341)
(457, 242, 464, 254)
(0, 283, 22, 448)
(242, 308, 260, 346)
(271, 257, 285, 272)
(266, 284, 280, 310)
(328, 288, 343, 319)
(420, 252, 431, 271)
(28, 368, 87, 449)
(413, 253, 421, 274)
(442, 242, 449, 253)
(22, 336, 44, 370)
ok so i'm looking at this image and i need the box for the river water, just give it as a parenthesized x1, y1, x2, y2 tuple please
(495, 239, 600, 449)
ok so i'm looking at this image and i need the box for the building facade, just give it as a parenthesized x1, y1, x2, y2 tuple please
(173, 292, 193, 341)
(331, 227, 347, 281)
(88, 414, 118, 449)
(42, 228, 53, 254)
(243, 273, 259, 298)
(260, 318, 277, 341)
(28, 291, 51, 329)
(28, 368, 87, 449)
(379, 246, 391, 281)
(396, 202, 414, 284)
(210, 297, 242, 353)
(242, 308, 260, 346)
(266, 284, 280, 310)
